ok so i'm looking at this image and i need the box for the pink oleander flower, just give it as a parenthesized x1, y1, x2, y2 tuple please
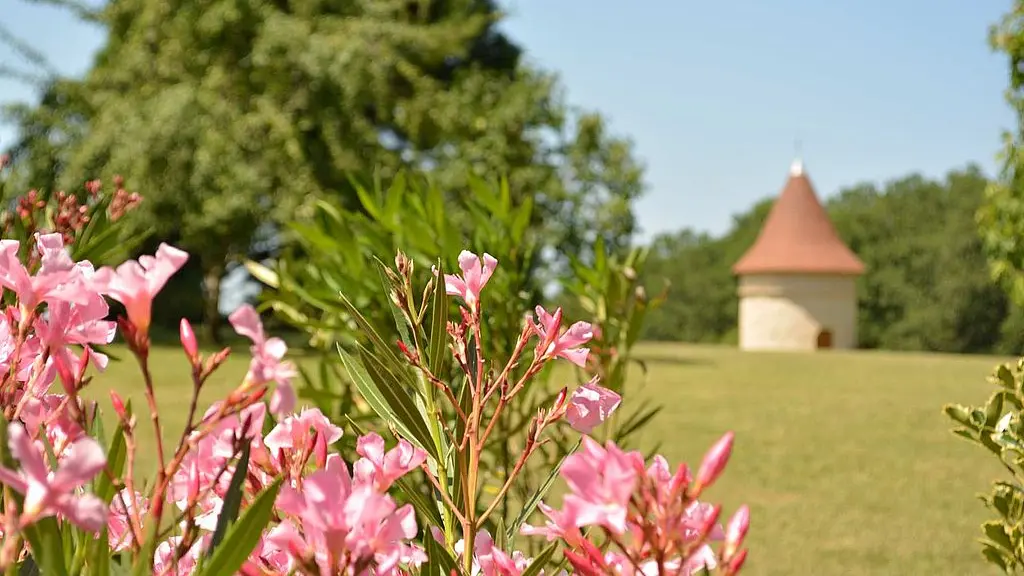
(0, 233, 90, 309)
(0, 422, 106, 531)
(559, 436, 640, 534)
(264, 407, 344, 471)
(20, 394, 85, 458)
(519, 502, 585, 548)
(276, 454, 419, 574)
(529, 436, 742, 576)
(722, 505, 750, 562)
(566, 379, 622, 434)
(693, 431, 735, 495)
(35, 290, 117, 378)
(244, 527, 298, 575)
(531, 306, 593, 367)
(450, 529, 530, 576)
(92, 243, 188, 334)
(154, 535, 205, 576)
(353, 432, 427, 491)
(108, 489, 149, 552)
(228, 304, 297, 415)
(440, 250, 497, 312)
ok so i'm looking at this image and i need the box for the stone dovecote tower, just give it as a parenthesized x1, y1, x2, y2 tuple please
(732, 159, 865, 351)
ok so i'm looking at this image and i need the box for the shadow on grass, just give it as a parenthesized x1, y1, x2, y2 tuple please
(634, 352, 715, 367)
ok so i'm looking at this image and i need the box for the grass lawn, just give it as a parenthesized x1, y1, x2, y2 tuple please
(78, 342, 1007, 575)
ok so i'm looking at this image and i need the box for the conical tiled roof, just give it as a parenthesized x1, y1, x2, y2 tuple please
(732, 160, 865, 276)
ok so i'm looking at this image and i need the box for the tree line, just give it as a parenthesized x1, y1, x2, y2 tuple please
(638, 165, 1024, 355)
(1, 0, 644, 344)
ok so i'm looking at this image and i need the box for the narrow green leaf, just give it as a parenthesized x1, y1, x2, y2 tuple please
(615, 405, 663, 445)
(507, 438, 581, 541)
(86, 402, 131, 575)
(373, 257, 413, 349)
(243, 260, 280, 288)
(422, 532, 459, 576)
(131, 520, 161, 576)
(494, 516, 508, 551)
(206, 444, 252, 558)
(520, 542, 558, 576)
(22, 518, 68, 576)
(338, 344, 437, 459)
(358, 346, 436, 453)
(94, 403, 130, 504)
(428, 259, 450, 378)
(336, 292, 416, 387)
(196, 479, 283, 576)
(353, 181, 383, 221)
(451, 376, 473, 512)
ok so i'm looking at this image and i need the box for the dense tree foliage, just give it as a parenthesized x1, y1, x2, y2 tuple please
(640, 165, 1021, 355)
(2, 0, 644, 342)
(980, 0, 1024, 311)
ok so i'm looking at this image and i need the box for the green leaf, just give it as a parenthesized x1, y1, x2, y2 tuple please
(520, 542, 558, 576)
(373, 258, 414, 350)
(131, 520, 161, 576)
(997, 364, 1016, 389)
(206, 444, 252, 559)
(494, 516, 508, 551)
(507, 438, 581, 541)
(22, 518, 68, 576)
(984, 520, 1015, 552)
(986, 391, 1007, 428)
(243, 260, 280, 288)
(85, 402, 131, 575)
(944, 404, 977, 429)
(338, 344, 437, 459)
(981, 541, 1011, 571)
(196, 478, 283, 576)
(94, 402, 130, 504)
(615, 404, 663, 445)
(428, 259, 450, 378)
(336, 292, 416, 387)
(422, 531, 459, 576)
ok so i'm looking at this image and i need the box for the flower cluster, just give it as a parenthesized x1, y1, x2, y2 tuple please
(0, 234, 748, 576)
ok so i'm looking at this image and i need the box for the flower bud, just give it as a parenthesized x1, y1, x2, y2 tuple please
(204, 347, 232, 375)
(723, 505, 750, 561)
(696, 503, 722, 539)
(550, 387, 568, 420)
(110, 390, 127, 419)
(725, 548, 748, 575)
(179, 318, 199, 363)
(692, 431, 734, 496)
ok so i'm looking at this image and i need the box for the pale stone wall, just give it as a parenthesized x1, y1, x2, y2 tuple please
(737, 274, 858, 351)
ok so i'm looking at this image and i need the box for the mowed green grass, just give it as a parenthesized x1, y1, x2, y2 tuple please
(79, 342, 1007, 575)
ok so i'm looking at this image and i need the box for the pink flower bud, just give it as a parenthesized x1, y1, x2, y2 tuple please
(692, 431, 734, 495)
(723, 505, 750, 561)
(726, 548, 748, 575)
(110, 391, 126, 419)
(549, 387, 568, 420)
(179, 319, 199, 362)
(696, 503, 722, 539)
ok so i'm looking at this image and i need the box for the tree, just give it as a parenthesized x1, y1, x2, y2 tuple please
(17, 0, 644, 343)
(979, 1, 1024, 309)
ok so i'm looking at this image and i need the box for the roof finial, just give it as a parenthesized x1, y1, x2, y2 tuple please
(790, 138, 804, 176)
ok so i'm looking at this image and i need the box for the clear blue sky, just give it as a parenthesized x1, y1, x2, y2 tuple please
(0, 0, 1016, 241)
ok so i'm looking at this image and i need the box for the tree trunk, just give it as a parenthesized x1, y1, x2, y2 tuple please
(202, 262, 225, 346)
